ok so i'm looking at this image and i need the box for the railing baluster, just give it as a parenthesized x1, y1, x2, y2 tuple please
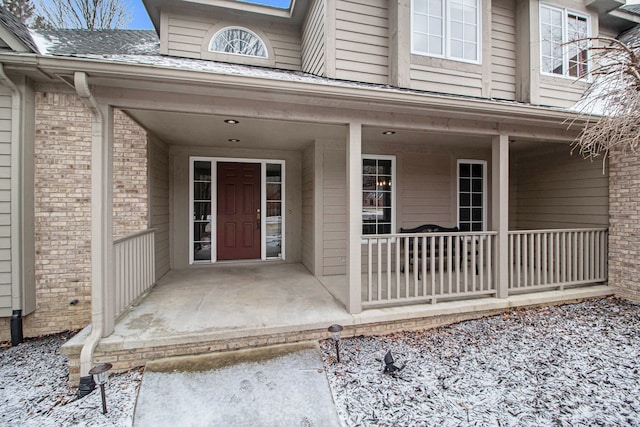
(377, 239, 382, 301)
(386, 238, 392, 301)
(430, 235, 436, 303)
(367, 239, 373, 302)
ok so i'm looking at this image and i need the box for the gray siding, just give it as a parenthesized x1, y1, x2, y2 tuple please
(302, 144, 315, 273)
(539, 76, 590, 108)
(334, 0, 389, 84)
(166, 13, 302, 70)
(0, 89, 11, 317)
(322, 147, 346, 276)
(491, 0, 516, 100)
(513, 146, 609, 229)
(149, 135, 170, 280)
(301, 0, 326, 76)
(410, 59, 483, 97)
(399, 153, 453, 228)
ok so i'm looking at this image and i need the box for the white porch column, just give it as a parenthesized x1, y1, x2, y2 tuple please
(346, 122, 362, 314)
(492, 134, 509, 298)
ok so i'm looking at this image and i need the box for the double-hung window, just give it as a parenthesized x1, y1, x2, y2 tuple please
(540, 5, 589, 78)
(412, 0, 480, 62)
(362, 156, 395, 236)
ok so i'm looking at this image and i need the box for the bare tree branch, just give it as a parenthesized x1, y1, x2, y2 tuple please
(569, 34, 640, 167)
(34, 0, 131, 29)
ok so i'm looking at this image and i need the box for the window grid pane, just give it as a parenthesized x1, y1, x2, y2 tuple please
(540, 6, 589, 78)
(413, 0, 444, 55)
(448, 0, 478, 61)
(459, 162, 484, 232)
(363, 158, 393, 235)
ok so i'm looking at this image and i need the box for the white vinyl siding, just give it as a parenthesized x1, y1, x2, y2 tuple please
(149, 135, 170, 280)
(166, 14, 301, 70)
(539, 75, 590, 107)
(335, 0, 389, 84)
(491, 0, 516, 100)
(301, 0, 326, 76)
(0, 90, 11, 317)
(412, 0, 480, 63)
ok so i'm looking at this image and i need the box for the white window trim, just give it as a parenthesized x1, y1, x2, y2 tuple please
(189, 157, 285, 264)
(410, 0, 482, 64)
(456, 159, 487, 232)
(539, 4, 590, 80)
(208, 26, 269, 59)
(361, 154, 396, 241)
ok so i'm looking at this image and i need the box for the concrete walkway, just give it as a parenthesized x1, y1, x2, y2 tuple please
(133, 342, 341, 427)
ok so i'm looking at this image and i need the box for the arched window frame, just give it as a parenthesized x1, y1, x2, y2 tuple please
(201, 24, 275, 66)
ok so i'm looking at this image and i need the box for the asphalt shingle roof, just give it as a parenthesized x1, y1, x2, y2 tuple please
(0, 6, 38, 53)
(621, 4, 640, 16)
(34, 29, 159, 55)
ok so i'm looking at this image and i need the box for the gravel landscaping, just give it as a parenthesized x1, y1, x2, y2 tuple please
(320, 298, 640, 426)
(1, 297, 639, 426)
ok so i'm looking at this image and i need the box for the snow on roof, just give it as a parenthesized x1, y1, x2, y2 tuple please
(0, 6, 39, 53)
(26, 29, 573, 113)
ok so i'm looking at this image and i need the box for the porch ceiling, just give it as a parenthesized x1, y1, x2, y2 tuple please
(125, 108, 501, 151)
(125, 109, 347, 150)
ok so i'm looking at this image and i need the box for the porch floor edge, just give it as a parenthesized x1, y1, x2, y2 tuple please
(63, 285, 613, 355)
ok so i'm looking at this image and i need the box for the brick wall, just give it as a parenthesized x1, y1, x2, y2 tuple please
(608, 148, 640, 302)
(0, 92, 149, 341)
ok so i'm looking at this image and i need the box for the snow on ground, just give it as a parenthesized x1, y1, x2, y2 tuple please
(0, 333, 142, 426)
(321, 297, 640, 426)
(1, 297, 639, 426)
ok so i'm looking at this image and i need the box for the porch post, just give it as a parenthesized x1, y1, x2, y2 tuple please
(492, 134, 509, 298)
(346, 122, 362, 314)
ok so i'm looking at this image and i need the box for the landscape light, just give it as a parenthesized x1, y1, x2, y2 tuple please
(88, 363, 112, 415)
(327, 324, 344, 363)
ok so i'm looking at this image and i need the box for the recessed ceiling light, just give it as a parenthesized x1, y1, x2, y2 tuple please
(224, 119, 239, 124)
(382, 131, 396, 135)
(228, 138, 240, 143)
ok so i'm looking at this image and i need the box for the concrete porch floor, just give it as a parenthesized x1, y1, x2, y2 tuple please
(63, 263, 614, 381)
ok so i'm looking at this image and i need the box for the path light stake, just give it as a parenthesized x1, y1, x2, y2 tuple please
(328, 324, 343, 363)
(89, 363, 112, 415)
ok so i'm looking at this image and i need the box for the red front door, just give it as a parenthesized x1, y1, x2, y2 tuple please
(217, 162, 261, 260)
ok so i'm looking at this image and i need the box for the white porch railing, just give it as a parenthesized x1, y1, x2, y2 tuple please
(362, 231, 497, 307)
(508, 228, 608, 292)
(114, 229, 156, 318)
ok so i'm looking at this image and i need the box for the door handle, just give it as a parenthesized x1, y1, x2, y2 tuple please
(257, 208, 260, 229)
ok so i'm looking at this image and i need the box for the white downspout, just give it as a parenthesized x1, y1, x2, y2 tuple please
(0, 64, 24, 344)
(75, 71, 105, 387)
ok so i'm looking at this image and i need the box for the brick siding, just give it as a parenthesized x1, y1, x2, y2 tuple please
(0, 92, 149, 342)
(608, 148, 640, 303)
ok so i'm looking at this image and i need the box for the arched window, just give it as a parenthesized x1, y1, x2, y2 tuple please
(209, 27, 268, 58)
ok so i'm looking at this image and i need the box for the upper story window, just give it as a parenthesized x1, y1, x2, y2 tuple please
(412, 0, 480, 63)
(209, 27, 268, 58)
(540, 5, 589, 78)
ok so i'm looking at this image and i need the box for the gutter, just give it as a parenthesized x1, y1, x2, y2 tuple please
(74, 71, 104, 396)
(0, 63, 24, 346)
(0, 53, 590, 128)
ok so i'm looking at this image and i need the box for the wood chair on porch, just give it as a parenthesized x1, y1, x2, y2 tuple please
(399, 224, 477, 279)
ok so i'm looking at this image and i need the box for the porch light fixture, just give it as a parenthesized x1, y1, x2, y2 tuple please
(327, 324, 344, 363)
(382, 131, 395, 135)
(224, 119, 240, 124)
(228, 138, 240, 143)
(88, 363, 112, 415)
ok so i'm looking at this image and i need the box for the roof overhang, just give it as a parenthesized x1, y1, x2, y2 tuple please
(0, 53, 587, 143)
